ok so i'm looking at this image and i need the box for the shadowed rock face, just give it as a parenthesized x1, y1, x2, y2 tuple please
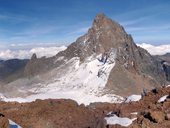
(156, 53, 170, 63)
(155, 53, 170, 82)
(23, 13, 168, 95)
(0, 59, 28, 83)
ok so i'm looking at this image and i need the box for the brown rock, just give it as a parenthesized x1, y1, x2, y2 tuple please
(0, 114, 9, 128)
(150, 111, 165, 123)
(130, 124, 141, 128)
(165, 113, 170, 120)
(109, 124, 127, 128)
(140, 118, 153, 128)
(95, 118, 107, 128)
(163, 100, 170, 109)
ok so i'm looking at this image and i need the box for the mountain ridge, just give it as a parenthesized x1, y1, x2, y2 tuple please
(0, 13, 169, 101)
(21, 14, 170, 96)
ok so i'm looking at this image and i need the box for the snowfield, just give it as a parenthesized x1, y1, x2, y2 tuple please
(0, 50, 147, 105)
(158, 95, 169, 103)
(2, 51, 125, 105)
(125, 95, 141, 103)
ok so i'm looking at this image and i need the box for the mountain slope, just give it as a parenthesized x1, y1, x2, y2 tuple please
(1, 13, 169, 103)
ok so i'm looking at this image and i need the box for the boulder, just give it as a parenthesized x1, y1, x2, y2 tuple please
(150, 111, 166, 123)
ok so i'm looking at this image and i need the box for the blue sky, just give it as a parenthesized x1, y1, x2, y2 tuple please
(0, 0, 170, 47)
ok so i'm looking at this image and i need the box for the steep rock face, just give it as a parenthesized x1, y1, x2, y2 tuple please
(24, 54, 53, 77)
(156, 53, 170, 63)
(62, 13, 131, 61)
(163, 62, 170, 81)
(107, 45, 166, 95)
(155, 53, 170, 82)
(24, 53, 65, 77)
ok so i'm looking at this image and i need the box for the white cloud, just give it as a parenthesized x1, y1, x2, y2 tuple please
(0, 46, 67, 60)
(137, 43, 170, 55)
(1, 43, 169, 60)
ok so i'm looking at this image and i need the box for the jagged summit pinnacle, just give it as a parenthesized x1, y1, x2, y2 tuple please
(63, 13, 134, 61)
(94, 13, 107, 22)
(92, 13, 124, 33)
(86, 13, 133, 53)
(93, 13, 118, 24)
(31, 53, 37, 60)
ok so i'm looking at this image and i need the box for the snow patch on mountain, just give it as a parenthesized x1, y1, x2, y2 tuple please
(27, 51, 124, 105)
(125, 95, 141, 102)
(1, 50, 125, 105)
(158, 95, 169, 103)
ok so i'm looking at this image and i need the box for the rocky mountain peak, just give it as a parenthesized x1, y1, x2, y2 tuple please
(92, 13, 111, 28)
(92, 13, 124, 34)
(31, 53, 37, 60)
(21, 13, 168, 93)
(90, 14, 137, 56)
(90, 13, 130, 47)
(63, 14, 134, 61)
(94, 13, 105, 20)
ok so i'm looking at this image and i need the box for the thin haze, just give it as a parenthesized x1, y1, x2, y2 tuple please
(0, 0, 170, 48)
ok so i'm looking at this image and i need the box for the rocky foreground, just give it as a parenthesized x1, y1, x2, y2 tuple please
(0, 85, 170, 128)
